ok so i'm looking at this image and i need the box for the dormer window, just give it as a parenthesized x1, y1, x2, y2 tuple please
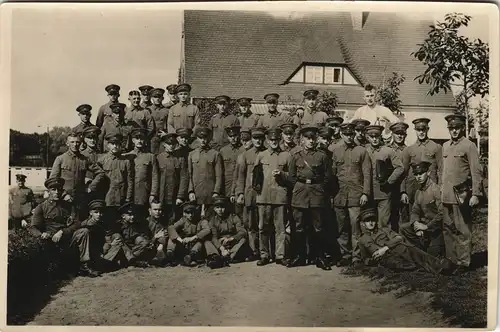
(286, 63, 361, 86)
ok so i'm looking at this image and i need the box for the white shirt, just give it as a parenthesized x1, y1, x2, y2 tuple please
(351, 104, 400, 128)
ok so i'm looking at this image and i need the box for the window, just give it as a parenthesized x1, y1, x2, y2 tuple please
(305, 66, 323, 84)
(287, 63, 360, 86)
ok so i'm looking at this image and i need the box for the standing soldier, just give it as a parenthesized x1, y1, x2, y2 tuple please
(9, 174, 35, 230)
(326, 116, 344, 151)
(237, 98, 259, 129)
(332, 123, 372, 266)
(157, 132, 188, 224)
(209, 95, 240, 150)
(235, 127, 267, 260)
(295, 90, 329, 129)
(96, 84, 120, 128)
(187, 127, 223, 217)
(149, 88, 170, 154)
(257, 93, 292, 130)
(240, 127, 253, 150)
(124, 128, 159, 219)
(72, 104, 95, 137)
(441, 114, 482, 274)
(352, 119, 370, 147)
(138, 85, 154, 110)
(167, 84, 201, 134)
(81, 126, 104, 200)
(288, 126, 333, 270)
(125, 90, 156, 145)
(364, 125, 404, 229)
(219, 126, 245, 207)
(175, 128, 195, 160)
(280, 123, 300, 153)
(254, 127, 292, 266)
(99, 103, 137, 153)
(164, 84, 178, 109)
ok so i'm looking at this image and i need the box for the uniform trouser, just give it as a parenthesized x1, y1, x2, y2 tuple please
(151, 136, 163, 155)
(443, 203, 472, 267)
(382, 243, 444, 275)
(322, 206, 341, 260)
(284, 204, 293, 259)
(389, 194, 410, 232)
(122, 236, 152, 262)
(291, 207, 326, 260)
(400, 223, 444, 257)
(334, 206, 361, 261)
(375, 199, 392, 229)
(219, 236, 248, 260)
(258, 204, 286, 260)
(103, 233, 126, 262)
(242, 205, 259, 256)
(166, 238, 219, 260)
(41, 228, 91, 264)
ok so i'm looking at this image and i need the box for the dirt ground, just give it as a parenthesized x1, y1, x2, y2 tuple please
(29, 262, 450, 327)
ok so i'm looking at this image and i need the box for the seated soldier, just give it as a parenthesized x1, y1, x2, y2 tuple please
(146, 201, 170, 266)
(117, 202, 154, 268)
(167, 201, 221, 268)
(400, 161, 444, 257)
(29, 177, 100, 277)
(210, 196, 248, 264)
(358, 208, 453, 275)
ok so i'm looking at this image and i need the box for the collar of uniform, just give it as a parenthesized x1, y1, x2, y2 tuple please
(133, 148, 146, 154)
(218, 111, 230, 117)
(416, 138, 430, 146)
(419, 179, 432, 191)
(344, 141, 356, 150)
(368, 145, 381, 152)
(179, 102, 191, 107)
(392, 143, 406, 151)
(86, 147, 98, 153)
(107, 152, 118, 159)
(304, 148, 316, 155)
(269, 146, 282, 155)
(66, 149, 80, 158)
(283, 142, 296, 148)
(200, 146, 211, 152)
(245, 144, 254, 151)
(268, 111, 279, 117)
(231, 142, 242, 150)
(253, 146, 265, 153)
(450, 136, 465, 145)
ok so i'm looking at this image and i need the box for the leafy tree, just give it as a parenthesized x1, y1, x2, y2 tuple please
(377, 72, 406, 117)
(316, 91, 339, 116)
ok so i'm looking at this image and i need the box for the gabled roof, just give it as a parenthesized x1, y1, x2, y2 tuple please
(183, 10, 456, 108)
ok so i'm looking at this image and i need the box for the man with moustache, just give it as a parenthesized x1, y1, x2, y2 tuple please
(208, 95, 240, 150)
(167, 84, 201, 133)
(237, 97, 259, 129)
(96, 84, 121, 128)
(149, 88, 170, 154)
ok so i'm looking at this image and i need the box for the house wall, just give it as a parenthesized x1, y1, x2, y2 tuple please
(9, 167, 50, 192)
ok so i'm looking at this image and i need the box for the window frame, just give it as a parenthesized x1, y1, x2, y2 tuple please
(286, 62, 361, 86)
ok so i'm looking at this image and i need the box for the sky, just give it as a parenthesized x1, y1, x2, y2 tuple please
(8, 7, 490, 134)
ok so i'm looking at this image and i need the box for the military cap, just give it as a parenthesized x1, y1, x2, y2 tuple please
(76, 104, 92, 114)
(389, 122, 409, 134)
(166, 84, 178, 94)
(280, 123, 298, 135)
(151, 88, 165, 98)
(195, 126, 212, 138)
(161, 132, 178, 144)
(105, 84, 120, 95)
(264, 93, 280, 103)
(299, 126, 319, 137)
(340, 123, 356, 135)
(44, 177, 65, 189)
(214, 95, 231, 104)
(131, 127, 148, 138)
(365, 125, 384, 136)
(303, 89, 319, 99)
(411, 161, 431, 174)
(181, 201, 198, 212)
(445, 114, 466, 128)
(266, 127, 282, 140)
(225, 125, 241, 136)
(237, 97, 253, 106)
(105, 133, 123, 143)
(176, 128, 193, 138)
(326, 116, 344, 126)
(82, 126, 101, 138)
(138, 85, 154, 96)
(213, 196, 230, 206)
(15, 174, 27, 181)
(412, 118, 431, 129)
(118, 202, 135, 214)
(176, 83, 192, 94)
(352, 119, 371, 130)
(88, 199, 106, 210)
(359, 208, 377, 222)
(251, 127, 266, 138)
(110, 103, 126, 113)
(319, 127, 334, 138)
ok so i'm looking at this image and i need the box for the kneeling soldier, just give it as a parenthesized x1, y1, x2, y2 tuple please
(210, 196, 248, 264)
(147, 201, 170, 266)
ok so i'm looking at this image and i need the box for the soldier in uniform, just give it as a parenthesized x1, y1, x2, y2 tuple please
(331, 123, 371, 266)
(164, 84, 178, 109)
(219, 126, 245, 212)
(149, 88, 170, 154)
(167, 84, 201, 133)
(240, 127, 253, 150)
(441, 114, 482, 274)
(80, 126, 105, 200)
(280, 123, 300, 153)
(326, 116, 344, 151)
(237, 97, 259, 129)
(352, 119, 370, 147)
(257, 93, 292, 130)
(124, 128, 159, 219)
(157, 132, 188, 225)
(175, 128, 195, 160)
(295, 89, 329, 129)
(125, 90, 156, 145)
(138, 85, 154, 110)
(9, 174, 35, 230)
(364, 125, 404, 229)
(253, 127, 292, 266)
(30, 177, 101, 277)
(99, 102, 137, 153)
(72, 104, 95, 137)
(235, 127, 266, 260)
(210, 196, 249, 264)
(146, 201, 170, 266)
(187, 127, 223, 218)
(400, 161, 444, 257)
(96, 84, 121, 128)
(209, 95, 240, 150)
(288, 126, 333, 270)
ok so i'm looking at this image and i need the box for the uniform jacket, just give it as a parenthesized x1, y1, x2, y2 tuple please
(97, 153, 134, 207)
(157, 150, 189, 204)
(146, 216, 168, 245)
(99, 118, 137, 153)
(359, 227, 407, 259)
(72, 122, 94, 136)
(149, 104, 169, 136)
(124, 150, 159, 205)
(238, 112, 260, 130)
(294, 109, 329, 128)
(257, 112, 292, 130)
(328, 136, 343, 152)
(30, 199, 79, 237)
(120, 219, 151, 246)
(365, 145, 404, 200)
(389, 142, 408, 194)
(188, 147, 223, 204)
(235, 146, 266, 206)
(209, 112, 240, 150)
(280, 142, 301, 154)
(96, 101, 115, 128)
(9, 186, 35, 219)
(354, 136, 368, 147)
(254, 147, 292, 205)
(219, 143, 246, 197)
(167, 102, 201, 133)
(124, 107, 156, 139)
(168, 217, 212, 240)
(209, 213, 247, 248)
(410, 179, 442, 232)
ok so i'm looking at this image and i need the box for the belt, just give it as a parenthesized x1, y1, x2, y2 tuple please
(297, 178, 322, 184)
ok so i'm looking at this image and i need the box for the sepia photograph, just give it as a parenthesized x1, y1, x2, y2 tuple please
(1, 1, 498, 329)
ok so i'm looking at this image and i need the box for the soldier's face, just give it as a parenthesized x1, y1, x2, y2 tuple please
(363, 90, 376, 106)
(85, 136, 97, 148)
(16, 179, 25, 188)
(282, 132, 294, 144)
(355, 129, 364, 140)
(367, 134, 381, 147)
(79, 112, 91, 123)
(111, 112, 121, 122)
(317, 137, 329, 148)
(302, 135, 316, 149)
(141, 94, 150, 103)
(228, 134, 239, 145)
(49, 187, 63, 200)
(342, 132, 355, 144)
(163, 142, 177, 152)
(239, 105, 250, 114)
(363, 219, 377, 231)
(393, 132, 406, 144)
(130, 94, 141, 107)
(151, 96, 163, 105)
(132, 136, 145, 149)
(214, 205, 225, 217)
(267, 102, 277, 112)
(108, 142, 121, 154)
(123, 213, 135, 223)
(216, 102, 226, 112)
(108, 93, 119, 102)
(415, 127, 429, 141)
(268, 138, 280, 149)
(383, 136, 393, 145)
(415, 170, 429, 185)
(448, 126, 463, 139)
(330, 124, 341, 136)
(150, 204, 162, 219)
(243, 140, 253, 149)
(178, 92, 190, 103)
(177, 136, 188, 147)
(169, 93, 178, 102)
(252, 137, 264, 148)
(198, 136, 210, 147)
(296, 108, 304, 118)
(67, 136, 82, 152)
(90, 209, 103, 222)
(304, 97, 317, 109)
(184, 210, 194, 222)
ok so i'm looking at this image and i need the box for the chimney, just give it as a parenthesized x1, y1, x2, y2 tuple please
(351, 12, 369, 31)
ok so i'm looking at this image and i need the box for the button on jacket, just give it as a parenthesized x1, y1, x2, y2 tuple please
(209, 113, 240, 149)
(149, 104, 169, 135)
(238, 112, 260, 130)
(209, 213, 247, 248)
(366, 145, 404, 200)
(289, 148, 332, 208)
(124, 107, 156, 139)
(295, 109, 329, 128)
(167, 102, 201, 133)
(331, 142, 372, 207)
(124, 150, 159, 206)
(99, 119, 136, 153)
(9, 186, 35, 219)
(188, 147, 223, 204)
(96, 101, 114, 128)
(410, 180, 442, 231)
(97, 153, 134, 207)
(156, 150, 189, 205)
(441, 136, 483, 204)
(219, 143, 246, 197)
(389, 142, 408, 194)
(254, 147, 292, 205)
(168, 217, 212, 240)
(30, 199, 79, 237)
(257, 112, 292, 130)
(235, 146, 265, 206)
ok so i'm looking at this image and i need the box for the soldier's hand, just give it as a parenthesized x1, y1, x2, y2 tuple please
(41, 232, 50, 239)
(212, 193, 219, 198)
(359, 194, 368, 206)
(176, 237, 184, 244)
(416, 231, 424, 237)
(87, 187, 92, 193)
(272, 170, 281, 176)
(155, 230, 165, 239)
(63, 194, 73, 202)
(21, 219, 28, 228)
(230, 196, 236, 203)
(469, 195, 480, 207)
(237, 194, 244, 205)
(149, 196, 155, 204)
(413, 221, 428, 232)
(189, 193, 196, 202)
(372, 246, 389, 259)
(400, 193, 409, 204)
(176, 199, 183, 206)
(157, 244, 164, 252)
(52, 230, 63, 243)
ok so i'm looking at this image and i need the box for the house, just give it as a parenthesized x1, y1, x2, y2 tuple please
(180, 10, 456, 144)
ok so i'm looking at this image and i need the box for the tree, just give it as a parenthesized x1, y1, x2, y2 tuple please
(377, 72, 406, 118)
(412, 13, 489, 137)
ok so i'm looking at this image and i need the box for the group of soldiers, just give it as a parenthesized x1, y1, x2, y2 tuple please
(9, 83, 485, 278)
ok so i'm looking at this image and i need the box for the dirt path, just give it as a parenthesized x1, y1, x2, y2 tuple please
(29, 262, 448, 327)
